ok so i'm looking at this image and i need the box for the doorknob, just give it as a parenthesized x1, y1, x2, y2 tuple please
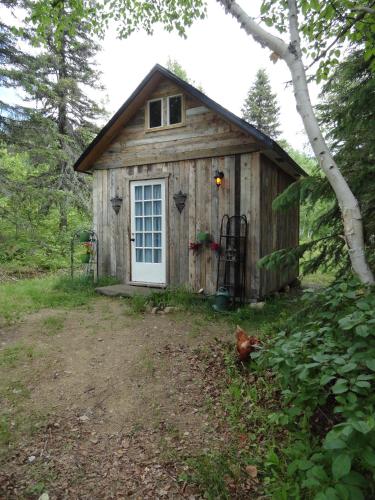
(130, 237, 135, 242)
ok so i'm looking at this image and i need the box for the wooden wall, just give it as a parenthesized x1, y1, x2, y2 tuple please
(91, 76, 300, 299)
(93, 153, 269, 298)
(92, 79, 259, 171)
(259, 155, 299, 297)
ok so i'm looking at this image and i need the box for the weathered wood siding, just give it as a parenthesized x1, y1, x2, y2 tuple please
(259, 155, 299, 296)
(93, 153, 268, 298)
(92, 79, 259, 170)
(91, 76, 300, 298)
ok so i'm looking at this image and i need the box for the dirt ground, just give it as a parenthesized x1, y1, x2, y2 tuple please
(0, 297, 234, 499)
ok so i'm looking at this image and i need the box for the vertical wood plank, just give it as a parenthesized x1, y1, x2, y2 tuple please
(92, 171, 99, 281)
(240, 153, 251, 299)
(188, 160, 197, 291)
(249, 152, 261, 299)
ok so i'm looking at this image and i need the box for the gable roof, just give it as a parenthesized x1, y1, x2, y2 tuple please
(73, 64, 306, 177)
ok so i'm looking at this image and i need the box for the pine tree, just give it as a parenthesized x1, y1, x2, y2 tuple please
(0, 0, 35, 141)
(10, 6, 107, 228)
(241, 69, 281, 139)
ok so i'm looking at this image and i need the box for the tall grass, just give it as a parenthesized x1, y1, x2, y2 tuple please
(0, 274, 117, 324)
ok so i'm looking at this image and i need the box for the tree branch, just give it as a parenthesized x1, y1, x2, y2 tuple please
(216, 0, 289, 58)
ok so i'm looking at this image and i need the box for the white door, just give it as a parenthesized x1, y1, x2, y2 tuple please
(130, 179, 166, 284)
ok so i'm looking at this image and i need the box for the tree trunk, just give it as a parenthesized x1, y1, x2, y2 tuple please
(217, 0, 374, 284)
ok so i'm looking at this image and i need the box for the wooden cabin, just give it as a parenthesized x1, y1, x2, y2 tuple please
(74, 64, 304, 299)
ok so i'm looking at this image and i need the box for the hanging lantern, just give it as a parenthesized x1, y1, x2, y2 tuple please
(173, 190, 187, 213)
(214, 170, 224, 188)
(110, 195, 123, 215)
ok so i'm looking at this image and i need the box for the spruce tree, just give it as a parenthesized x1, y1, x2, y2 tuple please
(10, 6, 107, 228)
(241, 69, 281, 139)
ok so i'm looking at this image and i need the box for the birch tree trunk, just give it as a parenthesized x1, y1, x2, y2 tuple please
(217, 0, 374, 285)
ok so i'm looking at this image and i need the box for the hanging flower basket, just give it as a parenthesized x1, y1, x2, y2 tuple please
(189, 242, 202, 254)
(210, 241, 221, 255)
(79, 231, 91, 242)
(197, 231, 211, 244)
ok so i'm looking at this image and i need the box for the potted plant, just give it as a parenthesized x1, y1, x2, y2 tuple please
(197, 231, 211, 244)
(79, 230, 91, 242)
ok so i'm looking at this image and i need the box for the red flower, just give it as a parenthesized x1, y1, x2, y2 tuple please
(210, 242, 221, 253)
(189, 242, 202, 252)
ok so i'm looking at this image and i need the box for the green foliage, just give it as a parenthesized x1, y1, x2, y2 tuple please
(241, 68, 281, 139)
(0, 147, 90, 271)
(166, 57, 204, 91)
(260, 0, 375, 79)
(259, 279, 375, 498)
(27, 0, 206, 42)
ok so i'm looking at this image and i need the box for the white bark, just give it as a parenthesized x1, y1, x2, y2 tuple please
(217, 0, 374, 285)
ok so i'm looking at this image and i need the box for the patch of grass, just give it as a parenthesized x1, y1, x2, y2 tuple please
(186, 449, 243, 500)
(0, 410, 47, 453)
(0, 342, 37, 367)
(41, 315, 65, 336)
(0, 274, 118, 324)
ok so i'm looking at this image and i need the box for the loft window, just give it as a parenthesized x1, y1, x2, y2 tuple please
(148, 99, 162, 128)
(168, 95, 182, 125)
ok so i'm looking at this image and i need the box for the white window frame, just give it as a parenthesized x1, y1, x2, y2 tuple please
(147, 97, 163, 129)
(167, 94, 183, 126)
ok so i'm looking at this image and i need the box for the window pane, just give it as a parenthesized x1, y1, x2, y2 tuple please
(149, 99, 162, 128)
(145, 249, 153, 263)
(169, 96, 182, 125)
(135, 217, 143, 231)
(144, 185, 152, 200)
(135, 202, 143, 216)
(136, 249, 143, 262)
(154, 249, 161, 263)
(135, 233, 143, 247)
(153, 184, 161, 199)
(144, 217, 152, 231)
(144, 201, 152, 216)
(135, 186, 142, 201)
(153, 200, 161, 215)
(144, 233, 152, 247)
(154, 233, 161, 248)
(153, 217, 161, 231)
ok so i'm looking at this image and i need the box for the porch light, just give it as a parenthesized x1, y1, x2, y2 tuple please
(214, 171, 224, 188)
(110, 195, 123, 215)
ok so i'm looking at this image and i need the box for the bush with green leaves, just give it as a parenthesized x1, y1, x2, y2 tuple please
(260, 279, 375, 498)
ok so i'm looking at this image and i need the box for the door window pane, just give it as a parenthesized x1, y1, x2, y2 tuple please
(149, 99, 162, 128)
(135, 202, 143, 216)
(168, 95, 182, 125)
(154, 249, 161, 263)
(153, 200, 161, 215)
(144, 201, 152, 216)
(154, 233, 161, 248)
(145, 249, 153, 263)
(144, 233, 152, 247)
(135, 186, 142, 200)
(136, 249, 143, 262)
(135, 233, 143, 247)
(144, 185, 152, 200)
(153, 217, 161, 231)
(153, 184, 161, 199)
(135, 217, 143, 231)
(144, 217, 152, 231)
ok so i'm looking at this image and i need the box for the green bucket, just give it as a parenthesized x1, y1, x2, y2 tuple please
(212, 287, 231, 312)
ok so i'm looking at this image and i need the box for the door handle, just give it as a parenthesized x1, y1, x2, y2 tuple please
(130, 238, 135, 242)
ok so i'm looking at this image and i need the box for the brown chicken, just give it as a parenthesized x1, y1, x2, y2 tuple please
(235, 325, 260, 362)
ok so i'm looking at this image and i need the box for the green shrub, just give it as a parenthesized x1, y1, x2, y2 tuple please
(261, 278, 375, 498)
